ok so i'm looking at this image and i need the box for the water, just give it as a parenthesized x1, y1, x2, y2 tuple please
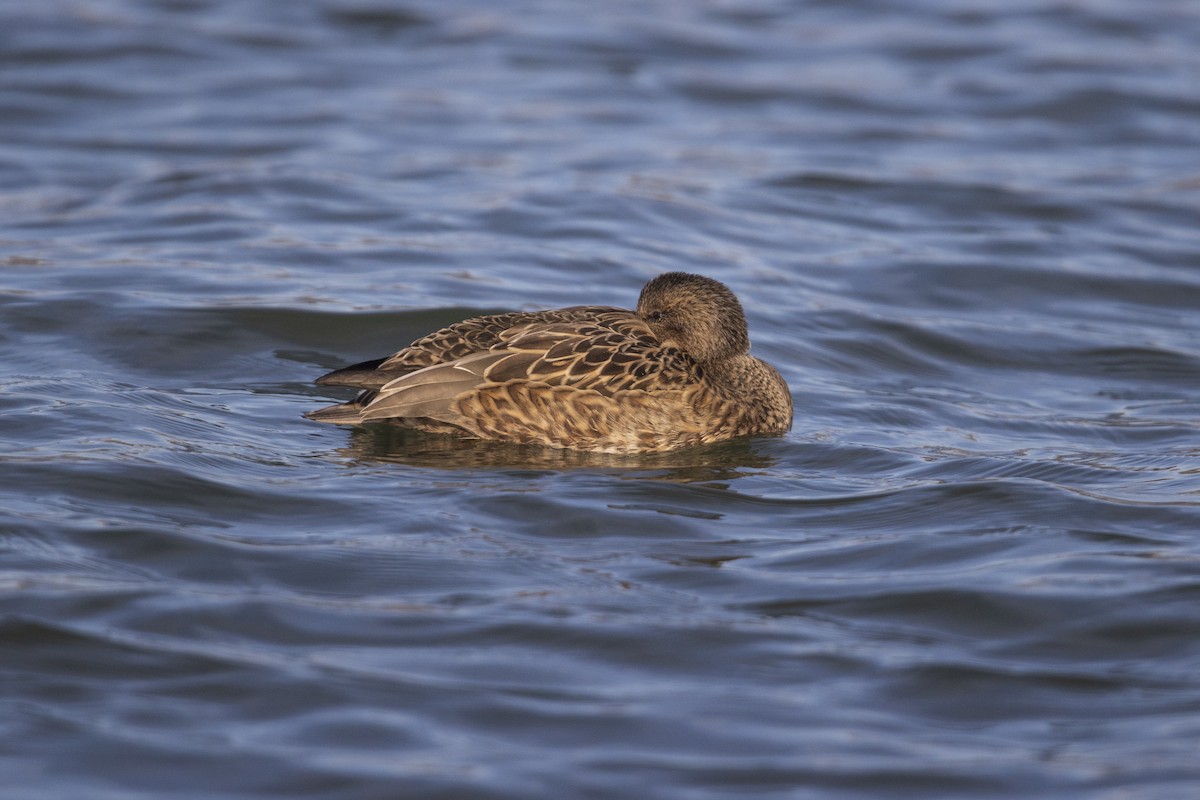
(3, 1, 1200, 797)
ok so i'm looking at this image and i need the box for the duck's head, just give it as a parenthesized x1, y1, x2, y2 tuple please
(637, 272, 750, 364)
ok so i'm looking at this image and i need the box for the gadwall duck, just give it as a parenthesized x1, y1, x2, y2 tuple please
(306, 272, 792, 453)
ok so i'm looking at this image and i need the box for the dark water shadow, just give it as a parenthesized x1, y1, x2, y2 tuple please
(322, 423, 780, 483)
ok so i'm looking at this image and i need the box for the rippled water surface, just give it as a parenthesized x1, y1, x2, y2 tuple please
(4, 1, 1200, 798)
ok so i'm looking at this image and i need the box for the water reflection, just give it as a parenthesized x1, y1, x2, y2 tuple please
(330, 423, 779, 482)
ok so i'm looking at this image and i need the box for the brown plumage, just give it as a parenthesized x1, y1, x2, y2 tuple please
(306, 272, 793, 453)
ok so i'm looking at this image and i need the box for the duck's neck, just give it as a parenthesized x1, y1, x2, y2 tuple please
(704, 354, 793, 418)
(704, 354, 763, 397)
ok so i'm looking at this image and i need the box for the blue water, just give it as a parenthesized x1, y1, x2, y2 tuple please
(3, 1, 1200, 798)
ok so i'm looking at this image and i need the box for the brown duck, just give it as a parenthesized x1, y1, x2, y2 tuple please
(306, 272, 792, 453)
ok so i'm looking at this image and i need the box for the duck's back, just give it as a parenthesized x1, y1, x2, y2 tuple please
(314, 306, 628, 390)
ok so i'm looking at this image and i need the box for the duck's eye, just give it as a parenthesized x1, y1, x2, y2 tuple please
(645, 310, 664, 323)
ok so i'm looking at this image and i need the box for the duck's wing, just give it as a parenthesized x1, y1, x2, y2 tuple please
(356, 314, 698, 425)
(314, 306, 626, 390)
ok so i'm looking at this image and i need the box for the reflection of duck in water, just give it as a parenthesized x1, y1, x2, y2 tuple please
(306, 272, 792, 454)
(331, 424, 782, 478)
